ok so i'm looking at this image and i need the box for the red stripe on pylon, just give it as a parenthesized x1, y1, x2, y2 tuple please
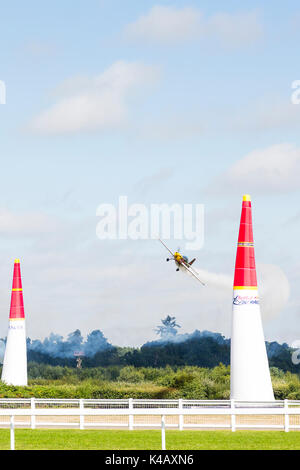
(233, 196, 257, 288)
(9, 260, 25, 319)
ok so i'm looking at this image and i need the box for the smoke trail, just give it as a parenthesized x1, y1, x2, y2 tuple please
(0, 340, 5, 363)
(257, 263, 290, 321)
(184, 263, 290, 321)
(181, 265, 232, 290)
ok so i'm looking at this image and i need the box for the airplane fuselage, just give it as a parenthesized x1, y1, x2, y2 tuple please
(174, 252, 188, 266)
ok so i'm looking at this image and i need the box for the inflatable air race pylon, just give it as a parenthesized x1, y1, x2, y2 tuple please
(230, 195, 274, 401)
(1, 259, 28, 386)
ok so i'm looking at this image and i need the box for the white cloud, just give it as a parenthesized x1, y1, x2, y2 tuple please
(125, 6, 262, 47)
(0, 208, 61, 237)
(226, 96, 300, 133)
(125, 6, 201, 44)
(214, 143, 300, 193)
(23, 41, 57, 60)
(134, 167, 174, 195)
(134, 95, 300, 141)
(136, 113, 205, 141)
(207, 11, 263, 47)
(29, 61, 160, 135)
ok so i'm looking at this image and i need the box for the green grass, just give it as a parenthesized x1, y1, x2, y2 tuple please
(0, 430, 299, 450)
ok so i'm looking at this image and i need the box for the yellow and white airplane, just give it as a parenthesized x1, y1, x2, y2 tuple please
(159, 239, 205, 286)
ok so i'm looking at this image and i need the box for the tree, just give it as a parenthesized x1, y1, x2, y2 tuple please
(83, 330, 111, 357)
(66, 330, 83, 355)
(155, 315, 181, 339)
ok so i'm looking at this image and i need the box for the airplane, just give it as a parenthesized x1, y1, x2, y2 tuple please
(158, 239, 205, 286)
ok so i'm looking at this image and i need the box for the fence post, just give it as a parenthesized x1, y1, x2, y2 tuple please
(178, 399, 184, 431)
(284, 399, 289, 432)
(230, 399, 236, 432)
(31, 398, 36, 430)
(10, 416, 15, 450)
(80, 399, 84, 430)
(161, 415, 166, 450)
(129, 398, 134, 431)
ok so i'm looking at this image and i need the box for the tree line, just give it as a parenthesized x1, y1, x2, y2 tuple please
(15, 315, 297, 374)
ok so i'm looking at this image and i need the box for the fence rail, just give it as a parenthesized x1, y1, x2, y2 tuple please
(1, 399, 300, 450)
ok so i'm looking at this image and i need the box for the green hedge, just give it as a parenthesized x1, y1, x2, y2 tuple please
(0, 363, 298, 399)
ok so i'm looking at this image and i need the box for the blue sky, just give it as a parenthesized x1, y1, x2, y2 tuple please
(0, 1, 299, 348)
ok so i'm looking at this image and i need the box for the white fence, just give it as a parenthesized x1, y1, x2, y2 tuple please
(1, 399, 300, 450)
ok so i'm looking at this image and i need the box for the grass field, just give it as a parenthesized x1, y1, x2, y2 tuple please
(0, 430, 300, 450)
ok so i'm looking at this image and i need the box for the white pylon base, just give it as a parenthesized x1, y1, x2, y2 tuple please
(1, 319, 27, 386)
(230, 289, 274, 401)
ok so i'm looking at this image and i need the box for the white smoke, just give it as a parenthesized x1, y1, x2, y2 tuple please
(189, 263, 290, 322)
(186, 267, 232, 290)
(257, 263, 290, 321)
(0, 340, 5, 363)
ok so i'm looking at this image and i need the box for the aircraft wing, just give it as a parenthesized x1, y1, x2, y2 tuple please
(181, 262, 206, 286)
(158, 239, 175, 257)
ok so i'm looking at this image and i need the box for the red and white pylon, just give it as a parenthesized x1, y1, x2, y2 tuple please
(1, 259, 28, 386)
(230, 195, 274, 401)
